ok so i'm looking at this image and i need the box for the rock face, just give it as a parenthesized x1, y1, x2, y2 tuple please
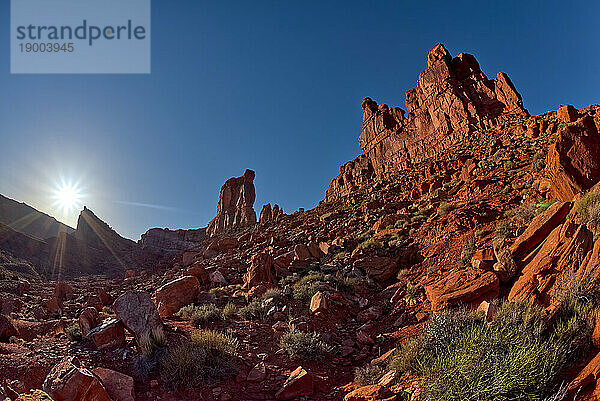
(547, 111, 600, 201)
(327, 44, 527, 199)
(139, 227, 207, 253)
(207, 169, 257, 236)
(259, 203, 284, 225)
(326, 155, 375, 201)
(359, 44, 528, 175)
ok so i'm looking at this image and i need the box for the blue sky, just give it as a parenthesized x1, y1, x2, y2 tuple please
(1, 0, 599, 239)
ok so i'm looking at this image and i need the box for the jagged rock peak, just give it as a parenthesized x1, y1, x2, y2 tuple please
(207, 169, 257, 236)
(358, 43, 529, 175)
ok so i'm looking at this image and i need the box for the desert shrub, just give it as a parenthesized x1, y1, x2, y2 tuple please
(458, 237, 477, 267)
(389, 300, 595, 401)
(504, 160, 517, 171)
(280, 330, 332, 361)
(238, 298, 269, 321)
(406, 282, 422, 297)
(289, 270, 356, 303)
(176, 304, 223, 326)
(222, 302, 236, 318)
(65, 323, 82, 342)
(510, 203, 540, 228)
(495, 220, 514, 239)
(438, 202, 457, 217)
(160, 330, 238, 389)
(354, 363, 386, 386)
(532, 151, 546, 172)
(208, 286, 230, 296)
(262, 288, 285, 303)
(356, 239, 383, 251)
(140, 326, 167, 357)
(333, 251, 346, 260)
(576, 192, 600, 235)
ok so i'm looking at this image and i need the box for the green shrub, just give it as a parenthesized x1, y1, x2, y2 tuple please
(222, 302, 236, 318)
(160, 330, 238, 389)
(280, 330, 332, 361)
(458, 237, 477, 267)
(354, 364, 386, 386)
(532, 151, 546, 172)
(290, 271, 355, 303)
(176, 304, 223, 326)
(262, 288, 285, 304)
(139, 326, 167, 357)
(503, 160, 517, 171)
(356, 239, 383, 251)
(406, 282, 422, 297)
(389, 300, 595, 401)
(238, 298, 269, 321)
(65, 323, 82, 342)
(438, 202, 457, 217)
(495, 220, 514, 239)
(576, 192, 600, 235)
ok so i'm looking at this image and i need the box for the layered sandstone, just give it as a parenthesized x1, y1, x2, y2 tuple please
(327, 44, 528, 200)
(359, 44, 528, 175)
(207, 169, 257, 236)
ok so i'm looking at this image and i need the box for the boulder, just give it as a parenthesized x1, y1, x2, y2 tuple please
(275, 366, 314, 400)
(153, 276, 200, 317)
(354, 256, 399, 282)
(247, 362, 267, 382)
(0, 314, 18, 340)
(78, 307, 100, 338)
(510, 201, 571, 258)
(42, 356, 111, 401)
(186, 262, 209, 284)
(344, 385, 395, 401)
(92, 368, 135, 401)
(294, 244, 312, 261)
(88, 318, 126, 349)
(568, 351, 600, 398)
(113, 290, 161, 346)
(309, 291, 329, 315)
(207, 169, 257, 236)
(547, 115, 600, 201)
(425, 268, 499, 310)
(243, 253, 275, 288)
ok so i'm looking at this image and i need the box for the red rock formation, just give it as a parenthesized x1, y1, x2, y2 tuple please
(326, 155, 375, 201)
(259, 203, 284, 225)
(207, 169, 257, 236)
(139, 227, 206, 253)
(359, 44, 527, 175)
(547, 111, 600, 201)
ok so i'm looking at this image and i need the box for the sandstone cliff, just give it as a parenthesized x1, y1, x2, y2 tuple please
(327, 43, 528, 200)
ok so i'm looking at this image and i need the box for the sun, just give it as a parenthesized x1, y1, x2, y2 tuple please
(53, 181, 83, 214)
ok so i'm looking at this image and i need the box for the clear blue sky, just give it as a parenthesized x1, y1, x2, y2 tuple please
(1, 0, 598, 239)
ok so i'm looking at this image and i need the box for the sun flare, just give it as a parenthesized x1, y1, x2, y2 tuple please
(53, 181, 83, 214)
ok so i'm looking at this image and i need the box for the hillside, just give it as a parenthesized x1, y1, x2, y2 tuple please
(1, 44, 600, 401)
